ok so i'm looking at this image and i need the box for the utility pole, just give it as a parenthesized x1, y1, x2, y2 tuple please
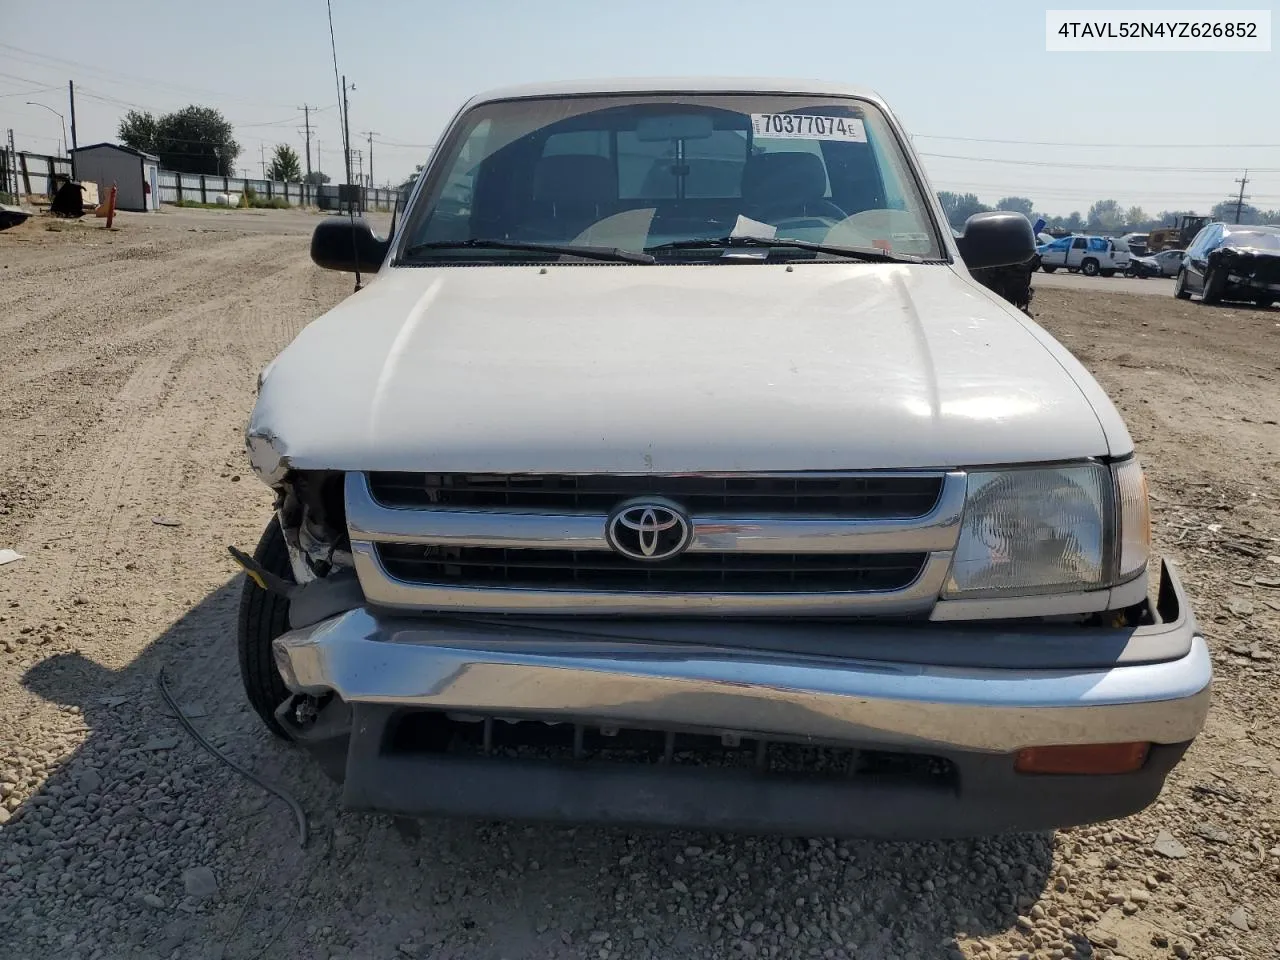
(5, 129, 16, 198)
(1233, 170, 1251, 224)
(298, 104, 313, 204)
(341, 75, 353, 188)
(363, 132, 376, 190)
(260, 144, 267, 179)
(68, 80, 77, 177)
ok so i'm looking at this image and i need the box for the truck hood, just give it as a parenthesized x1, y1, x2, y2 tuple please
(249, 263, 1126, 475)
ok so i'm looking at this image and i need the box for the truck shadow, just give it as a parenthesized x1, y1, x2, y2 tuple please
(8, 577, 1055, 960)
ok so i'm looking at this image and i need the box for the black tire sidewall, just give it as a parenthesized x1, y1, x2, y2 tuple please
(1174, 269, 1191, 299)
(236, 516, 296, 738)
(1081, 259, 1099, 277)
(1202, 266, 1221, 303)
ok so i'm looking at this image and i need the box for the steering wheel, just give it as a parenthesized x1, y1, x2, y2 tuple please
(753, 199, 849, 225)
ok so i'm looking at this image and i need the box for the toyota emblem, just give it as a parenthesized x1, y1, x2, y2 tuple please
(606, 499, 693, 562)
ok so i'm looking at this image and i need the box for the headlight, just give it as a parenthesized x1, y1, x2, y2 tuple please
(944, 459, 1149, 598)
(1113, 457, 1150, 581)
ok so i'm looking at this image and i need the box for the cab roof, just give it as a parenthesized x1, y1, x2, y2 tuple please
(465, 77, 885, 107)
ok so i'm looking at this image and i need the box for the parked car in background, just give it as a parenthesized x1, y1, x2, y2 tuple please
(1174, 223, 1280, 306)
(1038, 234, 1131, 277)
(1120, 232, 1149, 257)
(1126, 248, 1184, 279)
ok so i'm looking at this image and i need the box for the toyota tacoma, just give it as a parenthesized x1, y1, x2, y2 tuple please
(235, 79, 1211, 839)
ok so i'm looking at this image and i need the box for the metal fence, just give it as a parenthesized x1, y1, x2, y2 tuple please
(1, 149, 72, 198)
(158, 171, 398, 211)
(2, 149, 397, 212)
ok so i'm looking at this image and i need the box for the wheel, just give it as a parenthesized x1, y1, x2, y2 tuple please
(1041, 264, 1057, 273)
(237, 516, 295, 738)
(1257, 298, 1275, 308)
(1080, 258, 1100, 277)
(1201, 266, 1223, 304)
(1100, 269, 1116, 278)
(1174, 269, 1191, 299)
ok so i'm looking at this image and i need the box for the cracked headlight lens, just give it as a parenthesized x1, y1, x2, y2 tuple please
(944, 464, 1110, 597)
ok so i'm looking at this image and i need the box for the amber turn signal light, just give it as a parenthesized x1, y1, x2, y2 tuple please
(1014, 742, 1150, 775)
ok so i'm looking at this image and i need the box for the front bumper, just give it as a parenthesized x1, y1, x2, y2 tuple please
(271, 562, 1211, 837)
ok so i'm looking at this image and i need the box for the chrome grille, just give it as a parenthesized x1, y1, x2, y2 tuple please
(346, 471, 965, 616)
(368, 471, 944, 518)
(377, 544, 927, 594)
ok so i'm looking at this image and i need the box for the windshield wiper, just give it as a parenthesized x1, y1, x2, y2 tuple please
(644, 235, 920, 263)
(401, 238, 655, 264)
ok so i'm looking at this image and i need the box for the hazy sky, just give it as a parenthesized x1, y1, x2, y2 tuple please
(2, 0, 1277, 216)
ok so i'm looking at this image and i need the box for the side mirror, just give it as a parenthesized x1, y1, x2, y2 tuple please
(310, 217, 389, 273)
(955, 211, 1036, 271)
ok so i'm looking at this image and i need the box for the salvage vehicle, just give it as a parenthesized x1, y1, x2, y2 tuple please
(1174, 222, 1280, 307)
(235, 78, 1211, 839)
(1148, 215, 1210, 254)
(1037, 234, 1131, 276)
(1126, 248, 1184, 278)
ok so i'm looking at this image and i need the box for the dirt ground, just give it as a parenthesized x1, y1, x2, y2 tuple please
(1, 207, 1278, 960)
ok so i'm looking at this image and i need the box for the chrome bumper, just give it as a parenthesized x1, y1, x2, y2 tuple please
(273, 592, 1211, 758)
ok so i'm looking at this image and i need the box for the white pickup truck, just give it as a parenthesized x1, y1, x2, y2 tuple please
(236, 78, 1210, 839)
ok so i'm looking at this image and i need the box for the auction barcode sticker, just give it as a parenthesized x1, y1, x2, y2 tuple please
(1046, 10, 1271, 51)
(751, 114, 867, 142)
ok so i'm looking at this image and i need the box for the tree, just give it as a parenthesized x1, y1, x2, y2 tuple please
(937, 191, 991, 229)
(1210, 199, 1262, 225)
(145, 105, 239, 176)
(304, 171, 330, 185)
(267, 144, 302, 182)
(1124, 206, 1148, 229)
(1063, 211, 1084, 232)
(118, 110, 158, 154)
(1086, 199, 1124, 232)
(398, 163, 425, 193)
(995, 196, 1034, 219)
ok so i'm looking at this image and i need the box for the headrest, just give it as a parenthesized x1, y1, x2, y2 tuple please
(532, 154, 617, 204)
(741, 152, 828, 204)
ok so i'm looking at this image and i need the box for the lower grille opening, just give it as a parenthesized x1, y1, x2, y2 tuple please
(384, 711, 957, 789)
(377, 544, 927, 594)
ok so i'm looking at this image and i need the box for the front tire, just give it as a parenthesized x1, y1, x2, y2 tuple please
(1081, 258, 1100, 277)
(1201, 266, 1223, 304)
(237, 517, 295, 738)
(1041, 264, 1058, 273)
(1257, 298, 1275, 308)
(1174, 269, 1191, 299)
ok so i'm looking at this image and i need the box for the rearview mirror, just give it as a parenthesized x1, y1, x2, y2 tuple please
(955, 211, 1036, 271)
(635, 114, 715, 142)
(310, 217, 390, 273)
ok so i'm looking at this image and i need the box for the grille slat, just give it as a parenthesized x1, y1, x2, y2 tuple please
(378, 544, 926, 593)
(368, 472, 943, 518)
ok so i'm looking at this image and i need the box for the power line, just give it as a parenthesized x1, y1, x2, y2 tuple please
(916, 133, 1280, 149)
(920, 151, 1280, 173)
(0, 84, 60, 98)
(0, 41, 297, 110)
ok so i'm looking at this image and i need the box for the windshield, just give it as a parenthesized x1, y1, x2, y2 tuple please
(398, 93, 943, 263)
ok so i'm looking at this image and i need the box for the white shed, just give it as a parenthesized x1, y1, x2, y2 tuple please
(70, 143, 160, 212)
